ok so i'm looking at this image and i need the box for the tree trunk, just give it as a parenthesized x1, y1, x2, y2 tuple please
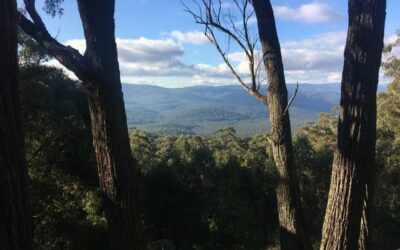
(358, 173, 375, 250)
(320, 1, 386, 249)
(252, 0, 310, 249)
(0, 0, 33, 249)
(17, 0, 145, 248)
(76, 1, 145, 249)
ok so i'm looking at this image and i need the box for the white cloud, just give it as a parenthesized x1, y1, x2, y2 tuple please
(59, 37, 231, 84)
(282, 31, 347, 50)
(385, 34, 399, 44)
(285, 70, 342, 83)
(278, 32, 346, 83)
(50, 31, 349, 87)
(218, 32, 346, 84)
(44, 59, 79, 80)
(117, 38, 184, 62)
(383, 34, 400, 61)
(190, 75, 234, 86)
(274, 3, 343, 23)
(169, 30, 209, 45)
(65, 39, 86, 54)
(221, 2, 233, 9)
(226, 51, 255, 75)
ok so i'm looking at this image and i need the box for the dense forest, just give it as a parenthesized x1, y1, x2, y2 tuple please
(1, 0, 399, 249)
(16, 34, 400, 249)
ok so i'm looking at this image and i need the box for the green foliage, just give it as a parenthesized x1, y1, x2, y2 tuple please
(297, 112, 337, 150)
(371, 35, 400, 248)
(383, 31, 400, 80)
(18, 30, 51, 66)
(43, 0, 64, 17)
(19, 32, 400, 249)
(295, 116, 336, 246)
(20, 65, 107, 250)
(378, 81, 400, 139)
(128, 127, 277, 249)
(208, 127, 247, 167)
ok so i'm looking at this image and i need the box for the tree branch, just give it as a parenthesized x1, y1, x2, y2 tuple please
(283, 81, 299, 116)
(183, 0, 267, 105)
(205, 29, 266, 104)
(24, 0, 47, 31)
(17, 1, 90, 84)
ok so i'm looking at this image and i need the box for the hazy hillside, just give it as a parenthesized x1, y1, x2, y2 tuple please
(122, 83, 386, 136)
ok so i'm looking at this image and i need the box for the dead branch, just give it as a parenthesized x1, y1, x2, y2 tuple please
(283, 81, 299, 116)
(183, 0, 267, 104)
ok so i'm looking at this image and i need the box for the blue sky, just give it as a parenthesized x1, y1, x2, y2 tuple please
(19, 0, 400, 87)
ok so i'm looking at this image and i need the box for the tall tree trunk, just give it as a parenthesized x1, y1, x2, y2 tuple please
(252, 0, 310, 249)
(76, 1, 145, 249)
(17, 0, 145, 249)
(320, 1, 386, 249)
(0, 0, 33, 249)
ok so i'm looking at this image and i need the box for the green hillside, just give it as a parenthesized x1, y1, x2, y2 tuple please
(122, 83, 386, 135)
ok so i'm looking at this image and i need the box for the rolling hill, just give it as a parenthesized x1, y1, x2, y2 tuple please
(122, 83, 387, 136)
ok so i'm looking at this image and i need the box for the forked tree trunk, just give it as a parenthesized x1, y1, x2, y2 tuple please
(252, 0, 310, 249)
(76, 1, 145, 249)
(0, 0, 33, 249)
(17, 0, 145, 249)
(320, 0, 386, 249)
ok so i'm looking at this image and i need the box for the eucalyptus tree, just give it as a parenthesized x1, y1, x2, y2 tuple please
(0, 0, 33, 249)
(183, 0, 310, 249)
(17, 0, 144, 249)
(320, 0, 386, 249)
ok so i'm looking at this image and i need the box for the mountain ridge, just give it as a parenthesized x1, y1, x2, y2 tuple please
(122, 83, 387, 136)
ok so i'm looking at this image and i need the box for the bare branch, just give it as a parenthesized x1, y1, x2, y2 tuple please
(266, 135, 273, 146)
(240, 0, 257, 91)
(184, 0, 251, 58)
(226, 10, 246, 42)
(205, 28, 266, 103)
(204, 29, 246, 87)
(255, 55, 265, 91)
(183, 0, 267, 104)
(283, 81, 299, 116)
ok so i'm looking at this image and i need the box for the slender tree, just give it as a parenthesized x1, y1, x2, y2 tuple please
(184, 0, 310, 249)
(320, 0, 386, 249)
(0, 0, 33, 249)
(252, 1, 310, 249)
(17, 0, 145, 249)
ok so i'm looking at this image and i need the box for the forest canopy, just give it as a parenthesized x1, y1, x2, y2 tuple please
(1, 0, 398, 249)
(19, 45, 400, 248)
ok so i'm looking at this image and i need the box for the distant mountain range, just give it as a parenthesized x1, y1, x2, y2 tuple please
(122, 83, 387, 136)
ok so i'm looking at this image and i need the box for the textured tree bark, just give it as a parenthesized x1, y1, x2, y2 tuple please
(18, 0, 145, 249)
(76, 1, 145, 249)
(252, 0, 311, 249)
(320, 1, 386, 249)
(0, 0, 33, 249)
(358, 174, 375, 250)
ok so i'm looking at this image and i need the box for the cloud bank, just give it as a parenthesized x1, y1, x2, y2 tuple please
(274, 3, 343, 23)
(49, 30, 349, 87)
(221, 1, 343, 24)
